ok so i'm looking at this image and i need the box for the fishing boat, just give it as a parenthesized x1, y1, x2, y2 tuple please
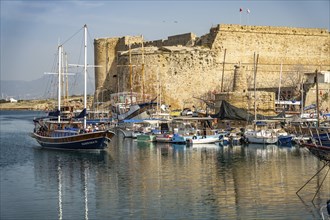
(171, 117, 223, 145)
(277, 134, 294, 146)
(244, 129, 278, 144)
(300, 127, 330, 160)
(170, 133, 187, 144)
(136, 133, 157, 142)
(31, 25, 115, 150)
(133, 119, 163, 142)
(155, 133, 173, 143)
(187, 134, 221, 144)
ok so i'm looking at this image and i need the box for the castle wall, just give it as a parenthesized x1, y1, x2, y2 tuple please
(94, 24, 330, 110)
(211, 24, 329, 89)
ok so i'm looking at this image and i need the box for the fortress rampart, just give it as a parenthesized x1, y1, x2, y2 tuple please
(94, 24, 329, 109)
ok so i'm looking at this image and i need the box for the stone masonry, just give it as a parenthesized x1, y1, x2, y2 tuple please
(94, 24, 330, 112)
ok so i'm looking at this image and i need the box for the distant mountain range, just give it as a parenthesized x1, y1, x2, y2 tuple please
(1, 75, 95, 100)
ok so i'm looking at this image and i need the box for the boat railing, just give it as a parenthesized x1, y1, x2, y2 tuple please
(51, 129, 79, 137)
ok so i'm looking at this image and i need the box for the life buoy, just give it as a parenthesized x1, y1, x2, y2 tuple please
(310, 113, 314, 118)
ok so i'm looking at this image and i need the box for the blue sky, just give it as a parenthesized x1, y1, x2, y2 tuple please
(1, 0, 329, 81)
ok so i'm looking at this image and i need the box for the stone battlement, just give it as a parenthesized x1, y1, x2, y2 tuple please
(216, 24, 328, 36)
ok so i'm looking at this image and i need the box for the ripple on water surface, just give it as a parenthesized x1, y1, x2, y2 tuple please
(0, 111, 329, 219)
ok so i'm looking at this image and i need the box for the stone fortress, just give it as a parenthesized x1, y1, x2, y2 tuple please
(94, 24, 329, 115)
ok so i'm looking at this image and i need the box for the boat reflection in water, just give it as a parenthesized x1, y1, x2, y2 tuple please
(56, 158, 90, 220)
(33, 149, 110, 220)
(30, 136, 329, 219)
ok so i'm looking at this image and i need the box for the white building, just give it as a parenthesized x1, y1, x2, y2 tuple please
(9, 98, 18, 103)
(305, 71, 330, 84)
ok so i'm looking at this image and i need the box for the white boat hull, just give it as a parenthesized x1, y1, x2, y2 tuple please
(187, 135, 221, 144)
(245, 135, 278, 144)
(245, 130, 278, 144)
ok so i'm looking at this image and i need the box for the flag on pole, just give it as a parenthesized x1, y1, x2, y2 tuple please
(247, 8, 250, 14)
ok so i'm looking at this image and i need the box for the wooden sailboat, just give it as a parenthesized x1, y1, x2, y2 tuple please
(31, 25, 115, 150)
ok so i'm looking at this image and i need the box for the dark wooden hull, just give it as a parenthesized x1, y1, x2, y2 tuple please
(31, 130, 115, 150)
(303, 143, 330, 162)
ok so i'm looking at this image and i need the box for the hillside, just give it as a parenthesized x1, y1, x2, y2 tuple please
(1, 75, 95, 100)
(0, 96, 93, 111)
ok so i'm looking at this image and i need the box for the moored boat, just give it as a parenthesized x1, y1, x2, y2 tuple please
(277, 134, 294, 146)
(186, 134, 222, 144)
(31, 25, 115, 150)
(155, 133, 173, 143)
(136, 133, 157, 142)
(244, 129, 278, 144)
(302, 142, 330, 162)
(31, 123, 114, 150)
(171, 133, 187, 144)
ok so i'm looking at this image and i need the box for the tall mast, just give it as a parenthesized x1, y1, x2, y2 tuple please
(157, 65, 159, 113)
(61, 47, 65, 105)
(300, 77, 304, 116)
(253, 53, 259, 123)
(58, 45, 62, 123)
(65, 52, 69, 102)
(141, 35, 145, 102)
(253, 52, 256, 122)
(84, 24, 87, 129)
(129, 42, 133, 104)
(315, 69, 319, 127)
(277, 63, 282, 105)
(220, 49, 226, 92)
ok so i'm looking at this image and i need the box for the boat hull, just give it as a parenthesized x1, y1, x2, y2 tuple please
(156, 134, 173, 143)
(171, 134, 187, 144)
(278, 135, 293, 146)
(303, 143, 330, 162)
(186, 135, 221, 144)
(136, 134, 156, 142)
(245, 130, 278, 144)
(247, 137, 278, 144)
(31, 130, 115, 150)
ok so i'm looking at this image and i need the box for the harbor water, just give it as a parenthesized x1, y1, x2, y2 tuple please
(1, 110, 329, 219)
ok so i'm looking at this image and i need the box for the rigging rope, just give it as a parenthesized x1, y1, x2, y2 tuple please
(61, 26, 84, 46)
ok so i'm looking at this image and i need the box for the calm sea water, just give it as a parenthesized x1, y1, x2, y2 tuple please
(1, 110, 329, 220)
